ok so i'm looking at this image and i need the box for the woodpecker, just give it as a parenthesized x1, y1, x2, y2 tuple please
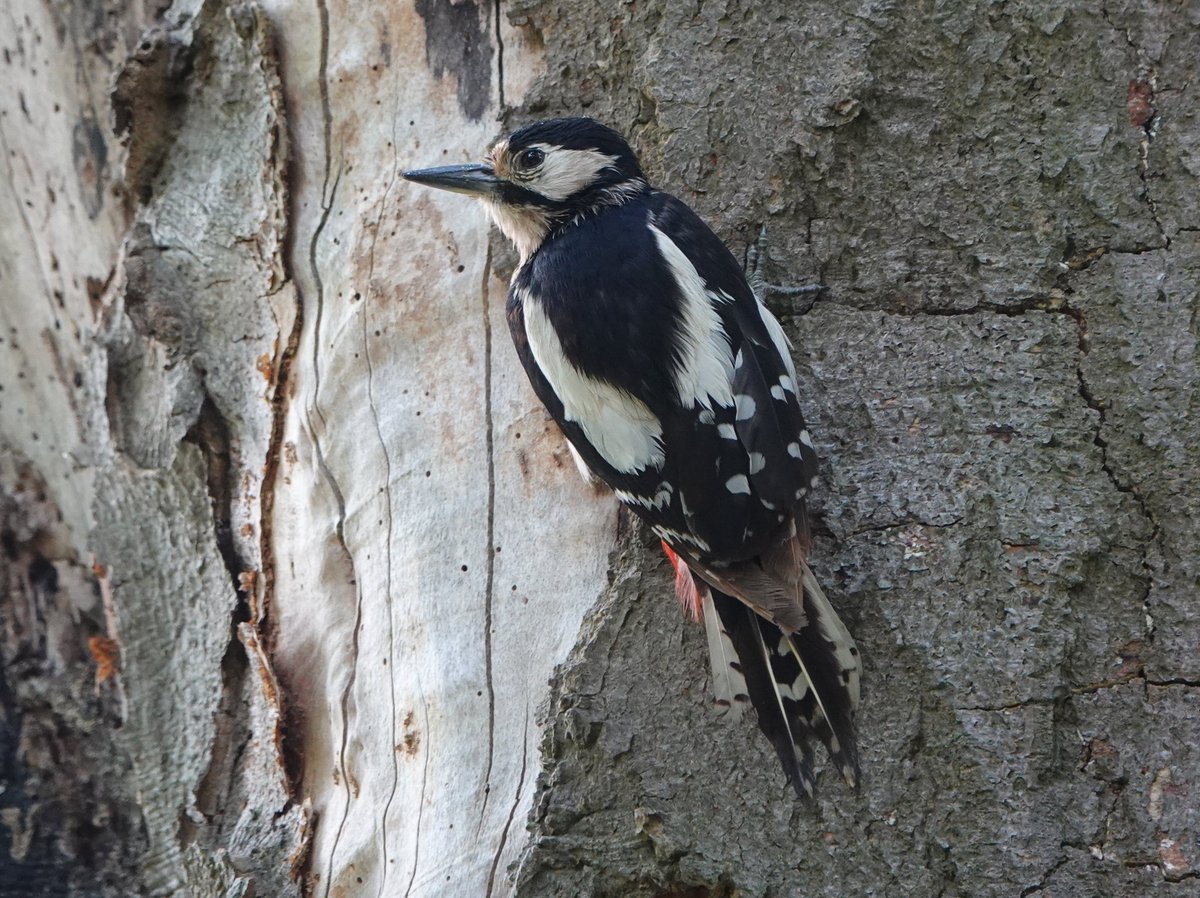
(404, 118, 861, 796)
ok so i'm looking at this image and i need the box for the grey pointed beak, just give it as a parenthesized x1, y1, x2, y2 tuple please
(402, 163, 501, 197)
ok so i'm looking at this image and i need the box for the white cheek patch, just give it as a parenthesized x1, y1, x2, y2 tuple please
(526, 144, 620, 201)
(521, 288, 665, 473)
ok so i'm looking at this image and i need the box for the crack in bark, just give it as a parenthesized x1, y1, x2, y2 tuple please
(1067, 302, 1162, 646)
(260, 97, 305, 791)
(1019, 852, 1071, 896)
(956, 672, 1200, 715)
(845, 516, 965, 538)
(360, 188, 402, 898)
(1120, 849, 1200, 884)
(354, 48, 405, 896)
(306, 0, 341, 440)
(494, 0, 507, 112)
(403, 689, 432, 898)
(1146, 677, 1200, 689)
(486, 706, 529, 898)
(292, 2, 365, 894)
(181, 395, 261, 862)
(184, 395, 245, 597)
(478, 242, 500, 827)
(320, 555, 364, 898)
(1101, 5, 1170, 251)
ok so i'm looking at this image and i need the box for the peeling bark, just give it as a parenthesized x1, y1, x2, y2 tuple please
(1, 0, 1197, 897)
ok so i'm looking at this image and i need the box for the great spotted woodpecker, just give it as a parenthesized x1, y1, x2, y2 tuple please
(404, 118, 861, 796)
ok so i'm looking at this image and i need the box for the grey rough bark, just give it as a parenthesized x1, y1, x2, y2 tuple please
(1, 1, 1197, 898)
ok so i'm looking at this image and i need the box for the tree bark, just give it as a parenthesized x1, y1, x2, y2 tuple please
(1, 1, 1197, 897)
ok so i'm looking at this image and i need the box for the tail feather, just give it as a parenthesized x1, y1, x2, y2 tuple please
(664, 541, 753, 718)
(665, 538, 862, 794)
(712, 593, 817, 797)
(796, 565, 861, 783)
(700, 590, 750, 718)
(710, 579, 861, 795)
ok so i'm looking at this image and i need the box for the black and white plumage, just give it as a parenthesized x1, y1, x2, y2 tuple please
(404, 117, 861, 796)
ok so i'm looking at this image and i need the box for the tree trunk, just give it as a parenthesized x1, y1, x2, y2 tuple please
(1, 1, 1196, 896)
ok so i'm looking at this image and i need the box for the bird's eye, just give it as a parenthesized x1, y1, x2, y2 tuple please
(515, 147, 545, 171)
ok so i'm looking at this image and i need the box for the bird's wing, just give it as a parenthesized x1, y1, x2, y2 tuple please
(644, 194, 820, 546)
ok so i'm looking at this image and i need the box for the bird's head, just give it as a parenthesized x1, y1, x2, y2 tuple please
(403, 117, 647, 261)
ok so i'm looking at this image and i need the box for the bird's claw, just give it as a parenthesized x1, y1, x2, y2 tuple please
(744, 224, 827, 304)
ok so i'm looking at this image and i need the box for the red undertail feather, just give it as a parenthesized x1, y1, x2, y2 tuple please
(662, 541, 704, 622)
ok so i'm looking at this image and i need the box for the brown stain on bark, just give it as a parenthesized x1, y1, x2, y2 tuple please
(1127, 79, 1155, 129)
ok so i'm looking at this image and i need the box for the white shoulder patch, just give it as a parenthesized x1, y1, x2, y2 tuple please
(647, 223, 735, 411)
(521, 288, 665, 473)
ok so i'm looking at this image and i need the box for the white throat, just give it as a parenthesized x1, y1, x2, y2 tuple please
(483, 199, 551, 265)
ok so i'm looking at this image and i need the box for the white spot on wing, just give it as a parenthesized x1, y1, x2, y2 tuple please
(522, 288, 665, 473)
(725, 474, 751, 495)
(770, 385, 786, 401)
(614, 489, 652, 509)
(748, 452, 766, 475)
(652, 481, 673, 509)
(779, 374, 795, 393)
(799, 429, 815, 448)
(735, 394, 756, 420)
(623, 480, 674, 511)
(787, 442, 802, 458)
(652, 524, 711, 552)
(648, 223, 735, 410)
(800, 563, 863, 710)
(718, 423, 737, 440)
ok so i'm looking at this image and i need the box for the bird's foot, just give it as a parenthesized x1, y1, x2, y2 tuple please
(744, 224, 827, 305)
